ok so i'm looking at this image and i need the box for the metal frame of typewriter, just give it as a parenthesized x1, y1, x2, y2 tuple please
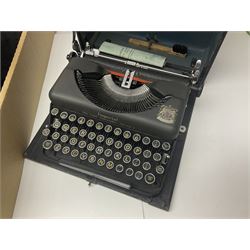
(25, 32, 226, 210)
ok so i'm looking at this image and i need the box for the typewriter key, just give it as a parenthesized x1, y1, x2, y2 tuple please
(156, 165, 165, 175)
(133, 147, 142, 155)
(86, 119, 95, 127)
(70, 126, 78, 135)
(114, 152, 122, 160)
(123, 155, 131, 164)
(97, 158, 105, 166)
(71, 149, 79, 158)
(88, 132, 96, 140)
(145, 173, 155, 184)
(142, 162, 151, 171)
(135, 171, 143, 180)
(87, 143, 95, 151)
(78, 140, 87, 149)
(124, 143, 132, 152)
(80, 152, 88, 160)
(77, 116, 86, 125)
(62, 146, 70, 154)
(51, 107, 59, 116)
(104, 124, 112, 133)
(88, 155, 96, 163)
(126, 168, 134, 176)
(106, 161, 114, 169)
(52, 119, 61, 129)
(114, 140, 123, 149)
(79, 129, 87, 138)
(104, 149, 113, 157)
(62, 124, 70, 132)
(42, 128, 50, 137)
(68, 114, 77, 122)
(132, 158, 140, 167)
(132, 133, 141, 142)
(96, 134, 105, 143)
(123, 130, 131, 139)
(152, 140, 161, 149)
(95, 122, 104, 130)
(153, 153, 162, 162)
(142, 136, 151, 145)
(95, 146, 104, 155)
(143, 150, 152, 159)
(52, 131, 60, 140)
(60, 111, 68, 119)
(115, 164, 124, 173)
(106, 137, 114, 146)
(69, 137, 78, 146)
(114, 128, 122, 136)
(42, 140, 53, 150)
(162, 142, 171, 151)
(60, 135, 69, 143)
(53, 143, 62, 152)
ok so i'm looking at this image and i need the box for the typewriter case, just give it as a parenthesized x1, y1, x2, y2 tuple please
(25, 32, 226, 211)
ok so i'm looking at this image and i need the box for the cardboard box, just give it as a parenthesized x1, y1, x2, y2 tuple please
(0, 32, 54, 218)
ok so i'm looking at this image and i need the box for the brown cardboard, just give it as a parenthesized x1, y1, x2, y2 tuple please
(0, 32, 54, 218)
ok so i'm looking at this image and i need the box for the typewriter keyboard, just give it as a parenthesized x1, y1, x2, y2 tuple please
(41, 106, 172, 194)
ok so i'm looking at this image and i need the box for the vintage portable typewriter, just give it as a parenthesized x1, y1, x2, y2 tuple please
(25, 32, 226, 210)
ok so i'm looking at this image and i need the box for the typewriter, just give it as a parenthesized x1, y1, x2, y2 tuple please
(25, 32, 226, 210)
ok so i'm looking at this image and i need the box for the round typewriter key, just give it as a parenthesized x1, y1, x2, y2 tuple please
(124, 143, 132, 152)
(95, 146, 104, 155)
(106, 161, 114, 169)
(60, 135, 69, 143)
(135, 171, 143, 180)
(104, 149, 113, 157)
(88, 155, 96, 163)
(105, 137, 114, 146)
(153, 153, 162, 162)
(123, 130, 131, 139)
(71, 149, 79, 158)
(97, 158, 105, 166)
(126, 168, 134, 176)
(114, 140, 123, 149)
(145, 173, 156, 184)
(53, 143, 62, 152)
(52, 131, 60, 140)
(61, 124, 70, 132)
(70, 126, 78, 135)
(78, 140, 87, 149)
(162, 142, 171, 151)
(115, 164, 124, 173)
(143, 150, 152, 159)
(104, 124, 112, 133)
(132, 133, 141, 142)
(79, 129, 87, 138)
(114, 152, 122, 160)
(114, 128, 122, 136)
(42, 140, 53, 150)
(86, 119, 95, 127)
(51, 107, 59, 116)
(60, 111, 68, 119)
(77, 116, 86, 125)
(42, 128, 50, 137)
(142, 162, 151, 171)
(52, 119, 61, 129)
(87, 143, 95, 151)
(132, 158, 141, 167)
(152, 140, 161, 149)
(62, 146, 70, 154)
(96, 134, 105, 143)
(80, 152, 88, 161)
(88, 132, 96, 140)
(69, 137, 78, 146)
(123, 155, 131, 164)
(156, 165, 165, 175)
(95, 122, 104, 130)
(68, 114, 77, 122)
(133, 147, 142, 155)
(142, 136, 151, 145)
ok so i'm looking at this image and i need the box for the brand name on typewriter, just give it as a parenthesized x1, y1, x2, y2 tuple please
(98, 112, 118, 122)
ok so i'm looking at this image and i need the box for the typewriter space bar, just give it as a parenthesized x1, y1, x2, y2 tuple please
(59, 161, 131, 190)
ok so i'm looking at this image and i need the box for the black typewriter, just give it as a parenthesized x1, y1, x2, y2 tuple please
(25, 32, 226, 210)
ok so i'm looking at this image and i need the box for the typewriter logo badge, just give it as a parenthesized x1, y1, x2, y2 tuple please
(157, 105, 178, 124)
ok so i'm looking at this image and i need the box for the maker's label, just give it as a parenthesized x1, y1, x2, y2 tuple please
(157, 105, 178, 124)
